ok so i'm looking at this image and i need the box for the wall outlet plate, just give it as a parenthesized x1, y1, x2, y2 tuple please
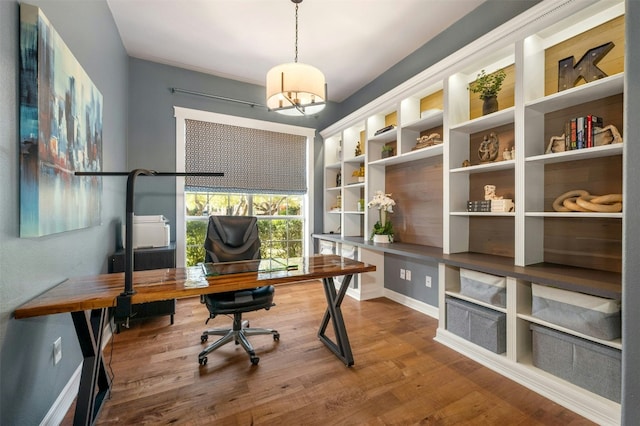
(53, 337, 62, 365)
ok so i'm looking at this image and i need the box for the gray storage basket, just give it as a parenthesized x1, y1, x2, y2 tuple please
(531, 283, 621, 340)
(446, 296, 506, 354)
(531, 323, 621, 402)
(460, 268, 506, 308)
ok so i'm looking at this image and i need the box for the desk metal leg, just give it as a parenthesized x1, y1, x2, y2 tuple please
(71, 308, 111, 426)
(318, 274, 354, 366)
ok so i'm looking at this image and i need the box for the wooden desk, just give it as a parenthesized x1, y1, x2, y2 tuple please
(14, 255, 375, 426)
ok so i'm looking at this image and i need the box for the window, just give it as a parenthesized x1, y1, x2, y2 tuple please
(174, 107, 315, 267)
(185, 192, 304, 266)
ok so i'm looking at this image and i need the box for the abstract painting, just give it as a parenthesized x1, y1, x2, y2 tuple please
(19, 4, 103, 237)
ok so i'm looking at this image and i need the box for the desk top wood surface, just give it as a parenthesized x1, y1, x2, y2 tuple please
(14, 255, 375, 319)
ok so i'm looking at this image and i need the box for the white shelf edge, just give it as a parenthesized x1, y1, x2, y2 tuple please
(368, 130, 398, 144)
(325, 162, 342, 169)
(449, 106, 515, 134)
(325, 186, 341, 191)
(517, 313, 622, 350)
(525, 143, 623, 164)
(525, 73, 624, 113)
(525, 212, 622, 219)
(344, 182, 365, 188)
(343, 210, 365, 215)
(451, 211, 516, 217)
(445, 290, 507, 313)
(344, 154, 366, 164)
(450, 159, 515, 174)
(369, 144, 444, 166)
(402, 110, 444, 131)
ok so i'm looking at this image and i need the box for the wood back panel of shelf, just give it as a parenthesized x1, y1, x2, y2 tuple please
(469, 123, 515, 167)
(543, 93, 624, 148)
(470, 64, 516, 121)
(544, 154, 622, 273)
(468, 165, 515, 258)
(385, 156, 443, 248)
(420, 90, 444, 112)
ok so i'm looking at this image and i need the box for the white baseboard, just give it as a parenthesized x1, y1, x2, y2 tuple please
(40, 364, 81, 426)
(383, 288, 439, 319)
(40, 319, 114, 425)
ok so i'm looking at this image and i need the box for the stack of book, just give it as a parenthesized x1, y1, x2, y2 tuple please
(467, 200, 491, 212)
(565, 115, 603, 150)
(467, 199, 514, 212)
(490, 199, 514, 213)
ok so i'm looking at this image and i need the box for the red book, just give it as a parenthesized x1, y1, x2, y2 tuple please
(586, 115, 603, 148)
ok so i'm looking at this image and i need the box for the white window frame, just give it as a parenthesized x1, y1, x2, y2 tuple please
(174, 106, 316, 267)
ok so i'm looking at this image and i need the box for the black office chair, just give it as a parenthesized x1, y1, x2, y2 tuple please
(198, 215, 279, 366)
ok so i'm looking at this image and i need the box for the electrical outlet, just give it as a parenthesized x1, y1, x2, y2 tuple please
(406, 270, 412, 281)
(53, 337, 62, 365)
(400, 269, 406, 279)
(425, 276, 432, 288)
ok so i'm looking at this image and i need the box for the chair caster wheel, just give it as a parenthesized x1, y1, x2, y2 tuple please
(273, 333, 280, 341)
(199, 357, 208, 366)
(201, 335, 208, 343)
(250, 356, 260, 365)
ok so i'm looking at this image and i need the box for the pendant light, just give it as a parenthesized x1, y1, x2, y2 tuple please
(266, 0, 326, 116)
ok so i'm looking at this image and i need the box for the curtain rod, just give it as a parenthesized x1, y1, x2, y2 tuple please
(170, 87, 266, 109)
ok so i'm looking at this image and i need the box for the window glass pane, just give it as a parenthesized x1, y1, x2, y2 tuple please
(185, 191, 304, 267)
(288, 219, 303, 240)
(186, 219, 208, 265)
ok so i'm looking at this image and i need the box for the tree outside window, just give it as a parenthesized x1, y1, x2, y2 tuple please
(185, 191, 303, 266)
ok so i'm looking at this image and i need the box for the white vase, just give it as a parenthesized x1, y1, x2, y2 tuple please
(373, 234, 390, 244)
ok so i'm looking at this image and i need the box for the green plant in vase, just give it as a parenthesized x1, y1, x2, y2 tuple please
(368, 190, 396, 243)
(468, 68, 506, 115)
(381, 144, 394, 158)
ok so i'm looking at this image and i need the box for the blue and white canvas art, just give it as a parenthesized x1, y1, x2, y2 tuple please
(19, 4, 103, 237)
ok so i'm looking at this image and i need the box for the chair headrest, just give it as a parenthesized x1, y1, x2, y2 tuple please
(211, 216, 257, 248)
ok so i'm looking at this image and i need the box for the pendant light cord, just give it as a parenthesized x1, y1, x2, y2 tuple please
(294, 2, 299, 63)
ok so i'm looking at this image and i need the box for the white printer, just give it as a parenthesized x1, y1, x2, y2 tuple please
(122, 215, 170, 249)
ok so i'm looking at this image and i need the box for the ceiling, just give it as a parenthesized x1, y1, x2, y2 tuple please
(106, 0, 486, 103)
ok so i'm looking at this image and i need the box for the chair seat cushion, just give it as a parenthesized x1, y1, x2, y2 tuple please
(204, 285, 275, 315)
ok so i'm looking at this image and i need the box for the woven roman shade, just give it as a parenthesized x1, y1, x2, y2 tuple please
(185, 119, 307, 194)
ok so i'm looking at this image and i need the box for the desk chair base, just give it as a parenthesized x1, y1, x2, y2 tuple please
(198, 312, 279, 366)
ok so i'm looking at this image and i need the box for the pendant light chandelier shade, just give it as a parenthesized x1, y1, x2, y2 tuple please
(266, 0, 326, 116)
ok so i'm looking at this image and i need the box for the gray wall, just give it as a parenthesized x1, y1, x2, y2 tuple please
(0, 1, 128, 424)
(126, 58, 339, 241)
(622, 0, 640, 422)
(384, 254, 439, 306)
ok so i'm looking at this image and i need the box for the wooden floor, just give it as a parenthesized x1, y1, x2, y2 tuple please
(63, 280, 593, 425)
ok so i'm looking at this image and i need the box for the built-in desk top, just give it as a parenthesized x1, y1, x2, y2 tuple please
(313, 234, 621, 300)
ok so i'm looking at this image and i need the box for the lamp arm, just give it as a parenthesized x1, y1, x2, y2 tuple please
(123, 169, 157, 296)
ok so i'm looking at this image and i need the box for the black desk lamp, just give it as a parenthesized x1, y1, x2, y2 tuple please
(75, 169, 223, 326)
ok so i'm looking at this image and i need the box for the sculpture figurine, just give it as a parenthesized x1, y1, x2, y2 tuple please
(484, 184, 503, 201)
(355, 141, 362, 156)
(478, 132, 499, 162)
(502, 148, 511, 161)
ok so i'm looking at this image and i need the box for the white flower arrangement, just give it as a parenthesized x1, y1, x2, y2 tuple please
(368, 191, 396, 238)
(367, 190, 395, 213)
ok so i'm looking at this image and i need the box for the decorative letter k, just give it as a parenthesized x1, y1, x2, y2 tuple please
(558, 42, 615, 91)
